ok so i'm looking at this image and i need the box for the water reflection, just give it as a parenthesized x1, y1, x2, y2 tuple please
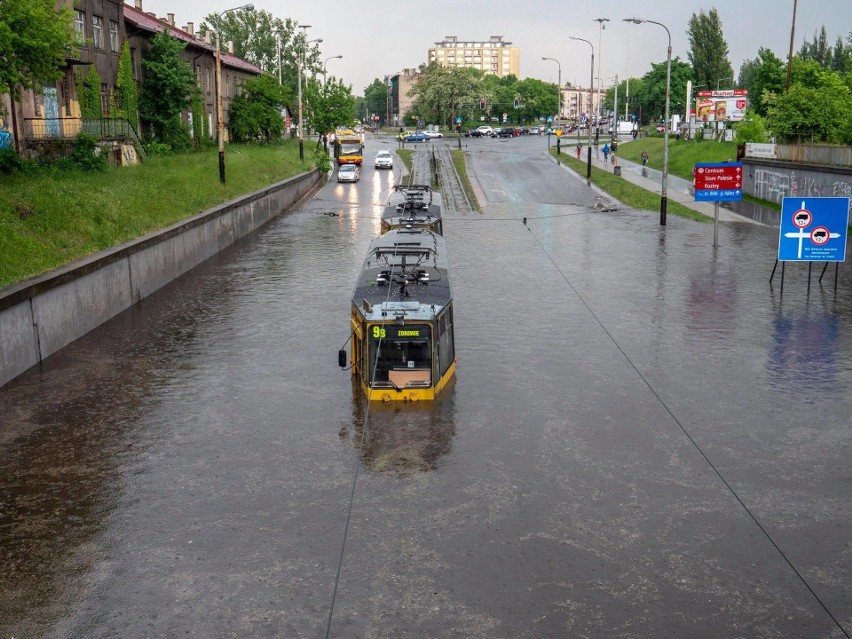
(767, 309, 841, 395)
(340, 379, 458, 474)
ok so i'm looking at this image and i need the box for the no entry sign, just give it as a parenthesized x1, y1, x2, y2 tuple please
(694, 163, 743, 202)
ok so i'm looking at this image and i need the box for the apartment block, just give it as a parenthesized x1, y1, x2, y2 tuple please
(428, 36, 520, 78)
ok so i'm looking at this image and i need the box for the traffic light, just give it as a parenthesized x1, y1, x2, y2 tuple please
(479, 98, 486, 110)
(513, 98, 520, 109)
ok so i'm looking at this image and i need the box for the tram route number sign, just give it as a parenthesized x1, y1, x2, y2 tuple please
(777, 197, 849, 262)
(694, 162, 743, 202)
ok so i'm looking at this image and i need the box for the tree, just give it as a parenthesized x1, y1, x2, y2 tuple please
(799, 26, 832, 68)
(513, 78, 557, 125)
(737, 47, 785, 116)
(0, 0, 75, 99)
(687, 8, 734, 91)
(139, 30, 197, 146)
(638, 58, 694, 122)
(733, 110, 769, 143)
(363, 79, 389, 124)
(408, 63, 487, 128)
(228, 74, 289, 143)
(304, 77, 355, 143)
(764, 59, 851, 143)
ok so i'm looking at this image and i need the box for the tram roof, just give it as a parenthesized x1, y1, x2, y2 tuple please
(351, 228, 452, 321)
(381, 185, 443, 230)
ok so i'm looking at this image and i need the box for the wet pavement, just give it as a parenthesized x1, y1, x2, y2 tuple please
(1, 134, 850, 638)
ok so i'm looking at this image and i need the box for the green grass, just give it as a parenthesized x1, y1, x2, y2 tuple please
(549, 149, 709, 223)
(0, 140, 307, 288)
(396, 149, 414, 174)
(450, 149, 479, 211)
(615, 136, 739, 181)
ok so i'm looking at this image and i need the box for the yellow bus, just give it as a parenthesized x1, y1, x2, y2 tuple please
(333, 128, 363, 166)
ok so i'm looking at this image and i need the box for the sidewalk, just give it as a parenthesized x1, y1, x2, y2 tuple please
(562, 141, 760, 224)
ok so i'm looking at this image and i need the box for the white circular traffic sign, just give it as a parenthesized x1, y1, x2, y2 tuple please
(810, 226, 830, 245)
(792, 208, 812, 228)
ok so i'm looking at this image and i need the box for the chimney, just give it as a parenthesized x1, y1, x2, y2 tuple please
(186, 22, 194, 37)
(134, 0, 142, 9)
(166, 13, 175, 26)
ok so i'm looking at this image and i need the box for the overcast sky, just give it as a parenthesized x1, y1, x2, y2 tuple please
(130, 0, 851, 94)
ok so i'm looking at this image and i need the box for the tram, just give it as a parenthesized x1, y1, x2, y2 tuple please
(381, 184, 443, 235)
(339, 227, 456, 402)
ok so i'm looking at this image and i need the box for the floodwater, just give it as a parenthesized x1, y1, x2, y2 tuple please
(1, 135, 850, 638)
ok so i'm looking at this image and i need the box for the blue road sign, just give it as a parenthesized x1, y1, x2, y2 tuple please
(456, 117, 462, 123)
(777, 197, 849, 262)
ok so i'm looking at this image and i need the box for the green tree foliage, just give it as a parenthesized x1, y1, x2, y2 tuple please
(228, 74, 289, 142)
(115, 41, 138, 129)
(0, 0, 75, 98)
(139, 30, 197, 146)
(513, 77, 558, 124)
(638, 58, 694, 123)
(76, 67, 102, 118)
(304, 77, 355, 140)
(733, 109, 769, 143)
(687, 8, 734, 92)
(737, 47, 785, 116)
(408, 63, 487, 127)
(363, 78, 389, 124)
(764, 59, 852, 143)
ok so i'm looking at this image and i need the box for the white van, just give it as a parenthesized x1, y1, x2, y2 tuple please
(611, 120, 635, 135)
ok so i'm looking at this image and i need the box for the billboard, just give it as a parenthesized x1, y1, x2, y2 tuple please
(696, 89, 748, 122)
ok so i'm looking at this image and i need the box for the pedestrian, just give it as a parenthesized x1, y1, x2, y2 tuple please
(576, 143, 582, 160)
(641, 150, 649, 166)
(602, 143, 609, 162)
(611, 140, 618, 155)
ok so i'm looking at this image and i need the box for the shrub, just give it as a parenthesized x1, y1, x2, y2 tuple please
(0, 148, 24, 173)
(68, 133, 107, 171)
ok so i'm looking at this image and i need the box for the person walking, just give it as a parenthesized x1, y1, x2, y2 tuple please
(641, 150, 649, 166)
(576, 143, 582, 160)
(602, 143, 609, 163)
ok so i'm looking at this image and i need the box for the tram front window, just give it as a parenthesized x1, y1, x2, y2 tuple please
(368, 326, 432, 388)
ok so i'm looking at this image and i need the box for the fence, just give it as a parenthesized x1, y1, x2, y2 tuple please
(23, 117, 145, 157)
(745, 142, 851, 167)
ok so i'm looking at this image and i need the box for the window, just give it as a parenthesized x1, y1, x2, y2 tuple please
(205, 67, 211, 94)
(109, 20, 119, 53)
(92, 16, 103, 49)
(74, 11, 85, 43)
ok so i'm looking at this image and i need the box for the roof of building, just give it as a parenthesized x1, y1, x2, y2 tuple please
(123, 4, 262, 74)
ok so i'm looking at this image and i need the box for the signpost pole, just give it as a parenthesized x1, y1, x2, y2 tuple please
(714, 201, 720, 247)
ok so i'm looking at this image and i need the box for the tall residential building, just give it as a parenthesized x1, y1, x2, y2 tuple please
(562, 86, 595, 120)
(428, 36, 520, 78)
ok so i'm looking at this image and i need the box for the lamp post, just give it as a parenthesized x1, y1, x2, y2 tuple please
(323, 55, 343, 84)
(569, 36, 594, 180)
(541, 57, 561, 128)
(215, 2, 254, 183)
(716, 77, 733, 90)
(593, 18, 609, 120)
(628, 17, 671, 226)
(297, 25, 322, 162)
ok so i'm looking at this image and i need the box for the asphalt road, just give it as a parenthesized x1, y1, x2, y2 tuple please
(1, 134, 850, 638)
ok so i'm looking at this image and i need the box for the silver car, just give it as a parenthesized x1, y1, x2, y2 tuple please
(375, 151, 393, 169)
(337, 164, 360, 183)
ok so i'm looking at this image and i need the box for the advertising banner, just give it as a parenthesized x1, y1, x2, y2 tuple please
(695, 89, 748, 122)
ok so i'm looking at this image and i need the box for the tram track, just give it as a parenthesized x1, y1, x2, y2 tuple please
(408, 142, 475, 214)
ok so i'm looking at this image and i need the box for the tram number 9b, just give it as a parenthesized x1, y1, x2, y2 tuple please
(371, 326, 387, 338)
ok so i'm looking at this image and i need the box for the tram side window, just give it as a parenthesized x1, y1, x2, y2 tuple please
(438, 308, 455, 377)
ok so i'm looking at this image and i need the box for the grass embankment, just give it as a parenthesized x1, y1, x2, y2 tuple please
(549, 149, 709, 223)
(0, 141, 306, 288)
(616, 136, 738, 180)
(450, 149, 479, 211)
(396, 149, 414, 175)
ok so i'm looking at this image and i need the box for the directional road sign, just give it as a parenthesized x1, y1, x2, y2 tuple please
(694, 163, 743, 201)
(777, 197, 849, 262)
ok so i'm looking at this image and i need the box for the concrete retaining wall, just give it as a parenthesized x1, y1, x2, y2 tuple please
(743, 159, 852, 215)
(0, 169, 322, 388)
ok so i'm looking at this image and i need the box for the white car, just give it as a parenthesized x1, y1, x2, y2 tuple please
(423, 130, 444, 138)
(375, 150, 393, 169)
(337, 163, 359, 183)
(476, 125, 493, 136)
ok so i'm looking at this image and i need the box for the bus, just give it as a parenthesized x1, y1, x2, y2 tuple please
(339, 227, 456, 402)
(334, 127, 363, 166)
(381, 185, 443, 235)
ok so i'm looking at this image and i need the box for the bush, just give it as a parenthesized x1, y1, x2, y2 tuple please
(68, 134, 107, 171)
(314, 147, 332, 174)
(0, 147, 25, 173)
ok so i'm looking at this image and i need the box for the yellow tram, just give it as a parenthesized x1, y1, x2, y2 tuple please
(339, 227, 456, 402)
(381, 184, 443, 235)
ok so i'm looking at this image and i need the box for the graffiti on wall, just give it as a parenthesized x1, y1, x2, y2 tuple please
(749, 166, 852, 214)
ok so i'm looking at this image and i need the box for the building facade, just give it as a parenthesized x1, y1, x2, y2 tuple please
(428, 36, 520, 78)
(562, 86, 594, 120)
(386, 68, 421, 127)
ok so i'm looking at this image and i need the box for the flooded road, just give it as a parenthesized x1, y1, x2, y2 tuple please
(1, 135, 850, 638)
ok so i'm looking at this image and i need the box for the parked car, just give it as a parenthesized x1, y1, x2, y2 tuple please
(404, 132, 430, 142)
(529, 126, 541, 135)
(465, 128, 484, 137)
(375, 150, 393, 169)
(476, 125, 493, 136)
(396, 130, 414, 140)
(423, 130, 444, 138)
(337, 164, 360, 183)
(494, 127, 514, 138)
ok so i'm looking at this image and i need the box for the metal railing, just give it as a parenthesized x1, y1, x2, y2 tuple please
(23, 117, 145, 157)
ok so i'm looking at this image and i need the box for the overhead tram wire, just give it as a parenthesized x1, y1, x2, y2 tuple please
(519, 221, 851, 639)
(324, 246, 407, 639)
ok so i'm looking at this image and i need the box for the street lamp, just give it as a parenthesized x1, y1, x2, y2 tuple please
(323, 55, 343, 84)
(716, 76, 733, 90)
(569, 36, 594, 180)
(593, 18, 609, 120)
(297, 25, 322, 162)
(541, 57, 561, 127)
(627, 17, 671, 226)
(215, 2, 254, 183)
